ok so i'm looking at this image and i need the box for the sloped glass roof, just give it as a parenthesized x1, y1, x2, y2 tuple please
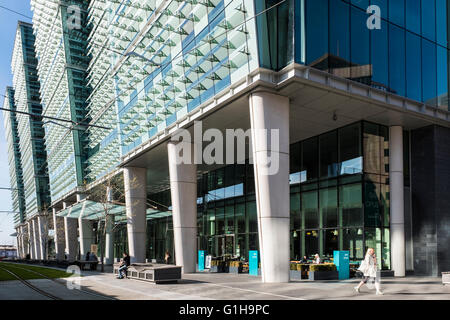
(56, 200, 171, 221)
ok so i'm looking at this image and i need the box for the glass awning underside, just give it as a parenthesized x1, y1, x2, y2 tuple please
(56, 199, 171, 221)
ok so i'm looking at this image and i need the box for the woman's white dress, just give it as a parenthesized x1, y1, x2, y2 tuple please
(358, 254, 377, 278)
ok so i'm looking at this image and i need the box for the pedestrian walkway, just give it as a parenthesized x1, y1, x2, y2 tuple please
(73, 270, 450, 300)
(1, 262, 449, 300)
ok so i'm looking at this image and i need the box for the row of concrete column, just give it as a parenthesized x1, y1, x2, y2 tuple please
(16, 195, 116, 264)
(15, 215, 47, 260)
(16, 92, 405, 281)
(122, 92, 406, 282)
(53, 196, 115, 264)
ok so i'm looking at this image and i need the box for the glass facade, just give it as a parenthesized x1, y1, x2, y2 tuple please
(2, 87, 26, 225)
(31, 0, 92, 199)
(102, 0, 259, 157)
(111, 121, 392, 268)
(11, 22, 50, 219)
(255, 0, 450, 110)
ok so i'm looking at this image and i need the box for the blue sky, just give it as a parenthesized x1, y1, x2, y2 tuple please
(0, 1, 33, 245)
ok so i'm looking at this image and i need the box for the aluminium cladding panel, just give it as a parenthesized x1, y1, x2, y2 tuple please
(108, 0, 259, 157)
(2, 87, 26, 225)
(411, 125, 450, 276)
(84, 0, 122, 182)
(11, 22, 50, 219)
(30, 0, 91, 200)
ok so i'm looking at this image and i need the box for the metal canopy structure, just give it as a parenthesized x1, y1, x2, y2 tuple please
(57, 199, 171, 221)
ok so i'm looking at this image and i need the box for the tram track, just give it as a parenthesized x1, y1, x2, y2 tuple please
(0, 262, 115, 300)
(0, 264, 61, 300)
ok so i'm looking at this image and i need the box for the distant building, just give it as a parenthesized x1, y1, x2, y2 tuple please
(0, 246, 18, 259)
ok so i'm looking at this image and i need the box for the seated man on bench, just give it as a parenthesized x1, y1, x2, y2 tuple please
(117, 252, 130, 279)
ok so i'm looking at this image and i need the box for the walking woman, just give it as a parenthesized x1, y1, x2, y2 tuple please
(354, 248, 384, 295)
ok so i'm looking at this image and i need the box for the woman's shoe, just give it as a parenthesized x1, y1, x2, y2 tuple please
(376, 290, 384, 295)
(354, 286, 360, 293)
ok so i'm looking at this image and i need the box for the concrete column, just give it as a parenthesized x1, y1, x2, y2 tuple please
(24, 225, 30, 259)
(37, 215, 47, 260)
(19, 226, 25, 258)
(53, 208, 65, 261)
(167, 141, 197, 273)
(32, 218, 41, 260)
(249, 91, 290, 283)
(27, 221, 34, 259)
(390, 126, 406, 277)
(16, 228, 22, 258)
(64, 202, 78, 262)
(105, 215, 115, 265)
(79, 201, 94, 258)
(124, 167, 147, 263)
(105, 187, 115, 265)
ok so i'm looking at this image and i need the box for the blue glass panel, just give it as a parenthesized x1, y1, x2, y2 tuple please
(351, 0, 368, 10)
(422, 0, 436, 42)
(389, 24, 406, 96)
(436, 0, 448, 47)
(406, 32, 422, 102)
(305, 0, 328, 66)
(405, 0, 421, 34)
(389, 0, 405, 27)
(329, 0, 350, 62)
(422, 39, 437, 105)
(371, 19, 389, 91)
(350, 7, 369, 83)
(436, 46, 448, 109)
(370, 0, 387, 19)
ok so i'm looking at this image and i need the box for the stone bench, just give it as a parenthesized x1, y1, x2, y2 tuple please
(443, 272, 450, 285)
(113, 263, 181, 284)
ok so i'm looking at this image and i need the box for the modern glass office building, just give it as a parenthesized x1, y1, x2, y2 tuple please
(4, 1, 450, 280)
(10, 21, 50, 220)
(30, 0, 92, 201)
(2, 87, 26, 226)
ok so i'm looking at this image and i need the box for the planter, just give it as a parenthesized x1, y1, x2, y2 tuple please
(290, 270, 302, 280)
(209, 263, 228, 273)
(308, 270, 339, 280)
(228, 266, 243, 274)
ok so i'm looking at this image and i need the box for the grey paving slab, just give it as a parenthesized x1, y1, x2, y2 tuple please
(1, 265, 450, 300)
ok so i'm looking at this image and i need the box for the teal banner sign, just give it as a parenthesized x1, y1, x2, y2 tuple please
(198, 250, 205, 271)
(249, 250, 259, 276)
(334, 250, 350, 280)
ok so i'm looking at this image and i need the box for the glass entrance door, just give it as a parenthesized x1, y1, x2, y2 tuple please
(217, 234, 235, 258)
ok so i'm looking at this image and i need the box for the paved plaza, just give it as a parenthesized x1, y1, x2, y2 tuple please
(1, 264, 448, 300)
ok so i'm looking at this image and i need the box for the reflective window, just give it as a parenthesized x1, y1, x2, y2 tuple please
(320, 131, 338, 179)
(303, 191, 319, 229)
(320, 188, 338, 227)
(422, 0, 436, 42)
(406, 32, 422, 102)
(340, 183, 363, 227)
(302, 137, 318, 182)
(389, 0, 405, 27)
(338, 123, 362, 175)
(406, 0, 421, 34)
(422, 39, 437, 106)
(305, 0, 328, 66)
(389, 25, 406, 97)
